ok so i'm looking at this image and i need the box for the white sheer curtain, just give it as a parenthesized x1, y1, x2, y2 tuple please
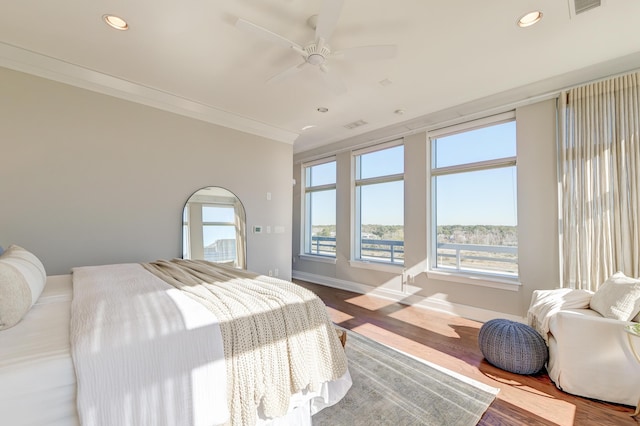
(560, 72, 640, 290)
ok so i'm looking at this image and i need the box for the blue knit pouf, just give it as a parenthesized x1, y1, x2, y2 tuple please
(478, 319, 548, 375)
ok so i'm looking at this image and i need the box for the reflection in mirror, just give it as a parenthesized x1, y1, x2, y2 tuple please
(182, 186, 246, 269)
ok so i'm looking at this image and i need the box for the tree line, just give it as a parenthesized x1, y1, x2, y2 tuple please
(313, 224, 517, 245)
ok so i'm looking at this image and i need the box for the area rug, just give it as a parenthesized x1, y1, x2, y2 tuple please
(313, 330, 499, 426)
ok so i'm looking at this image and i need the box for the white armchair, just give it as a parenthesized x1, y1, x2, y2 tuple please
(547, 307, 640, 406)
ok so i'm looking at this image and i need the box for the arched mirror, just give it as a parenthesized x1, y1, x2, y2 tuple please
(182, 186, 247, 269)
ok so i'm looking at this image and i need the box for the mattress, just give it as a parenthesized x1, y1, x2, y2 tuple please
(0, 274, 78, 426)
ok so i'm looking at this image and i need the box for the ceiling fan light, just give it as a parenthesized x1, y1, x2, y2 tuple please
(517, 11, 543, 28)
(307, 53, 325, 66)
(103, 14, 129, 31)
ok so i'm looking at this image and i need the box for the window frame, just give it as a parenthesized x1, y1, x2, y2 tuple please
(352, 139, 405, 267)
(301, 157, 337, 259)
(427, 112, 521, 288)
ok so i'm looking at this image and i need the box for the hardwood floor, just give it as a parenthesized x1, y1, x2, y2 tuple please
(295, 280, 638, 426)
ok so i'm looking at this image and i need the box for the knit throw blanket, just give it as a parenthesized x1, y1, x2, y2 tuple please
(142, 259, 348, 426)
(527, 288, 593, 343)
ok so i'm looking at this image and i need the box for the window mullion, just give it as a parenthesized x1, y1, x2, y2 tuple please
(432, 157, 516, 177)
(305, 183, 337, 193)
(355, 173, 404, 187)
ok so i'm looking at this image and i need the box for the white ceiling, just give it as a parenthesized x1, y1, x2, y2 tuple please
(1, 0, 640, 154)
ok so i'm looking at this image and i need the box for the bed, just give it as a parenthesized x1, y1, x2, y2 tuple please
(0, 245, 351, 425)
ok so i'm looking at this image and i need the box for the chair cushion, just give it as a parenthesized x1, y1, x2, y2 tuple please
(478, 319, 548, 375)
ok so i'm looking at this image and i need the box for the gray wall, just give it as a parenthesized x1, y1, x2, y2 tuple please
(0, 67, 293, 278)
(292, 99, 560, 318)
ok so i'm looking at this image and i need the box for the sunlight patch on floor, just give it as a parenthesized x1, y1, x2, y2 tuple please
(349, 322, 460, 366)
(324, 306, 354, 323)
(345, 294, 397, 311)
(494, 387, 577, 426)
(387, 306, 461, 337)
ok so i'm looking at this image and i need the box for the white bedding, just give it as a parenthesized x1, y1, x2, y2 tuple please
(0, 267, 351, 425)
(71, 263, 229, 426)
(0, 275, 78, 426)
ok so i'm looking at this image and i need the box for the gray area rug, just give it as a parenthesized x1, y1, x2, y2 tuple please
(313, 330, 498, 426)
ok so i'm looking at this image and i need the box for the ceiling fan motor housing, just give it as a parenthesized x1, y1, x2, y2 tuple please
(304, 43, 331, 65)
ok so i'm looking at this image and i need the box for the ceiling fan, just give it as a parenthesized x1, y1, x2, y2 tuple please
(235, 0, 397, 94)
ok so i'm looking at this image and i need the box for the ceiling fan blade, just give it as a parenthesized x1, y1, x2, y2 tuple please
(315, 0, 345, 42)
(267, 61, 309, 84)
(319, 64, 347, 95)
(235, 18, 305, 54)
(333, 45, 398, 61)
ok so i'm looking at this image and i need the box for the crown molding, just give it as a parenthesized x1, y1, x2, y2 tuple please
(0, 42, 299, 145)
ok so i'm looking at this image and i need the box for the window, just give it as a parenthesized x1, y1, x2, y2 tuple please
(430, 114, 518, 278)
(303, 159, 336, 257)
(354, 142, 404, 265)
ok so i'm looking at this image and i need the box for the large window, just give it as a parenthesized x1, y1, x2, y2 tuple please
(430, 114, 518, 278)
(354, 142, 404, 264)
(303, 159, 336, 257)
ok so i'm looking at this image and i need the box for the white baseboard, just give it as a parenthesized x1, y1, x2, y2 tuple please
(292, 270, 524, 324)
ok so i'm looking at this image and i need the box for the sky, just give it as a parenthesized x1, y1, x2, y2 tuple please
(307, 120, 517, 227)
(434, 121, 517, 226)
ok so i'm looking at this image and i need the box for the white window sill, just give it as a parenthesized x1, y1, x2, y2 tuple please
(349, 259, 404, 274)
(426, 269, 521, 291)
(298, 254, 337, 264)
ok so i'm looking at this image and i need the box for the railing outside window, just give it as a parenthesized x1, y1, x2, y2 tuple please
(310, 236, 516, 273)
(436, 243, 517, 276)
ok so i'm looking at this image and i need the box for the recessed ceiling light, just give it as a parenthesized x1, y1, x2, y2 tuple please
(517, 11, 543, 28)
(103, 14, 129, 31)
(317, 107, 329, 113)
(394, 109, 405, 115)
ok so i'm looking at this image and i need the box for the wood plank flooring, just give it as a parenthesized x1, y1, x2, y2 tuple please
(296, 280, 638, 426)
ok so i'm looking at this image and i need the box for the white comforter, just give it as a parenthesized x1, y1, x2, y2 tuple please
(71, 263, 229, 426)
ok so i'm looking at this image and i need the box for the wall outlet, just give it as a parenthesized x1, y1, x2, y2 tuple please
(268, 269, 273, 277)
(274, 268, 279, 277)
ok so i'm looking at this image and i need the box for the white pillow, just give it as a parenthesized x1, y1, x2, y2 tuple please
(590, 272, 640, 321)
(0, 245, 47, 330)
